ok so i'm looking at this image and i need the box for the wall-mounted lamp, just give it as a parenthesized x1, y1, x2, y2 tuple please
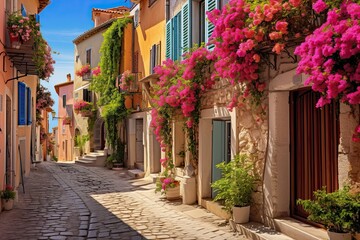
(51, 111, 63, 120)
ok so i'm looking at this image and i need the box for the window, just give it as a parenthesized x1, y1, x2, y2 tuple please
(150, 43, 161, 74)
(165, 2, 191, 60)
(18, 82, 26, 125)
(86, 49, 91, 66)
(172, 12, 182, 61)
(199, 1, 206, 44)
(62, 95, 66, 108)
(134, 9, 139, 28)
(149, 0, 157, 7)
(83, 89, 92, 102)
(220, 0, 229, 9)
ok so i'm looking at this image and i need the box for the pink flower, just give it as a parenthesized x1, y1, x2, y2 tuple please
(272, 43, 285, 54)
(313, 0, 327, 14)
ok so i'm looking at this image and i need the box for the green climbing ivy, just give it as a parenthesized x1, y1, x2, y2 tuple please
(90, 17, 132, 164)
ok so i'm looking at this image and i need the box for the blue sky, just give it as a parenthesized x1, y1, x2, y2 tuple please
(39, 0, 132, 131)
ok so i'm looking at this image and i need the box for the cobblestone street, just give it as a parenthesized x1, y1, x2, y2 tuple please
(0, 162, 247, 240)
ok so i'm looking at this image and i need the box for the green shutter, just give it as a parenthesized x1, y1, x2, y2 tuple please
(165, 20, 172, 59)
(211, 120, 226, 198)
(205, 0, 218, 50)
(181, 2, 190, 55)
(18, 82, 26, 125)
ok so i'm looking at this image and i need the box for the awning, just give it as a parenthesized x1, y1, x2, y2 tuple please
(74, 83, 91, 92)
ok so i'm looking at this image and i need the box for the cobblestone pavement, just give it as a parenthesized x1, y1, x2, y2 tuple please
(0, 162, 249, 240)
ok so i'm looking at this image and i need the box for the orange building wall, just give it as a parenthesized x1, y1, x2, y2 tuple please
(0, 3, 15, 190)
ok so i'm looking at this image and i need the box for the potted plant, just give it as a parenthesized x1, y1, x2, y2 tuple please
(211, 154, 256, 224)
(297, 186, 360, 240)
(156, 177, 180, 200)
(74, 100, 94, 117)
(6, 11, 39, 49)
(76, 64, 91, 79)
(1, 185, 16, 211)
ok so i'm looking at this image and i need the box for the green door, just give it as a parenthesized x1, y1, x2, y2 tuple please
(211, 120, 231, 198)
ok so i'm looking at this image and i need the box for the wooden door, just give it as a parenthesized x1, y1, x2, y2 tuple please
(135, 119, 144, 170)
(290, 89, 339, 219)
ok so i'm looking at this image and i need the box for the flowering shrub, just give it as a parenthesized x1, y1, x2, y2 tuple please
(76, 65, 91, 77)
(207, 0, 320, 108)
(35, 40, 55, 80)
(156, 177, 180, 193)
(295, 0, 360, 137)
(1, 185, 16, 200)
(118, 70, 134, 91)
(151, 46, 214, 183)
(7, 12, 40, 43)
(92, 66, 101, 76)
(74, 100, 93, 117)
(353, 126, 360, 142)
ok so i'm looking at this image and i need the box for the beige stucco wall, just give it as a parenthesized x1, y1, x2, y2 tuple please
(74, 29, 105, 153)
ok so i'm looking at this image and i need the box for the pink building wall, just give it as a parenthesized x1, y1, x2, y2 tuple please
(56, 81, 74, 161)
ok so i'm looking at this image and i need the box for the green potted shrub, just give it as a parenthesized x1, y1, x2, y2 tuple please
(297, 186, 360, 240)
(1, 185, 16, 211)
(211, 154, 256, 223)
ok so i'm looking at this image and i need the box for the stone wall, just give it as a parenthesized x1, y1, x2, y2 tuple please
(338, 104, 360, 191)
(201, 77, 269, 222)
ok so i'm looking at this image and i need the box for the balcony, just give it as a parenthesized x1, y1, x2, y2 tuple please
(4, 34, 37, 76)
(117, 72, 142, 93)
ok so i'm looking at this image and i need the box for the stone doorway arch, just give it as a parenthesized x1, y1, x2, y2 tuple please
(93, 118, 106, 150)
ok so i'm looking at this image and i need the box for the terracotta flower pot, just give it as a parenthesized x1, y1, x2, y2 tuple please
(327, 230, 351, 240)
(80, 111, 93, 117)
(3, 199, 14, 211)
(8, 32, 21, 49)
(232, 205, 250, 224)
(166, 185, 180, 200)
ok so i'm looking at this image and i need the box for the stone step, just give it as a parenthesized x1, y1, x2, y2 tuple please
(230, 221, 295, 240)
(75, 159, 96, 165)
(128, 169, 145, 179)
(135, 162, 144, 171)
(274, 218, 328, 240)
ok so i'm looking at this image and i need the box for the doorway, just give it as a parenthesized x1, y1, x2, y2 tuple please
(211, 120, 231, 198)
(135, 119, 144, 171)
(290, 89, 339, 219)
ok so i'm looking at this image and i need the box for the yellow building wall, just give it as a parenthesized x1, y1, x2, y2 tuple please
(135, 0, 166, 77)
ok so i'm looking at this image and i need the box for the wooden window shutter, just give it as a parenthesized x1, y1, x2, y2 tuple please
(27, 87, 32, 125)
(18, 82, 26, 125)
(165, 20, 172, 59)
(181, 2, 190, 55)
(205, 0, 218, 50)
(156, 42, 161, 66)
(63, 95, 66, 108)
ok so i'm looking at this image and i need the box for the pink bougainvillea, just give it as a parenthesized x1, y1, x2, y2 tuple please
(295, 0, 360, 137)
(92, 66, 101, 76)
(76, 65, 91, 77)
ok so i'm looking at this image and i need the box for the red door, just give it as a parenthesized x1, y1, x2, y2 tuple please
(290, 89, 339, 219)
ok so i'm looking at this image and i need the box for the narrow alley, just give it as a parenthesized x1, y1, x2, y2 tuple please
(0, 162, 246, 240)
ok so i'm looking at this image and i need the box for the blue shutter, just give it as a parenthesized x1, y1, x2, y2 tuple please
(27, 87, 32, 125)
(18, 82, 26, 125)
(211, 120, 226, 198)
(205, 0, 219, 50)
(165, 20, 172, 59)
(181, 2, 190, 55)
